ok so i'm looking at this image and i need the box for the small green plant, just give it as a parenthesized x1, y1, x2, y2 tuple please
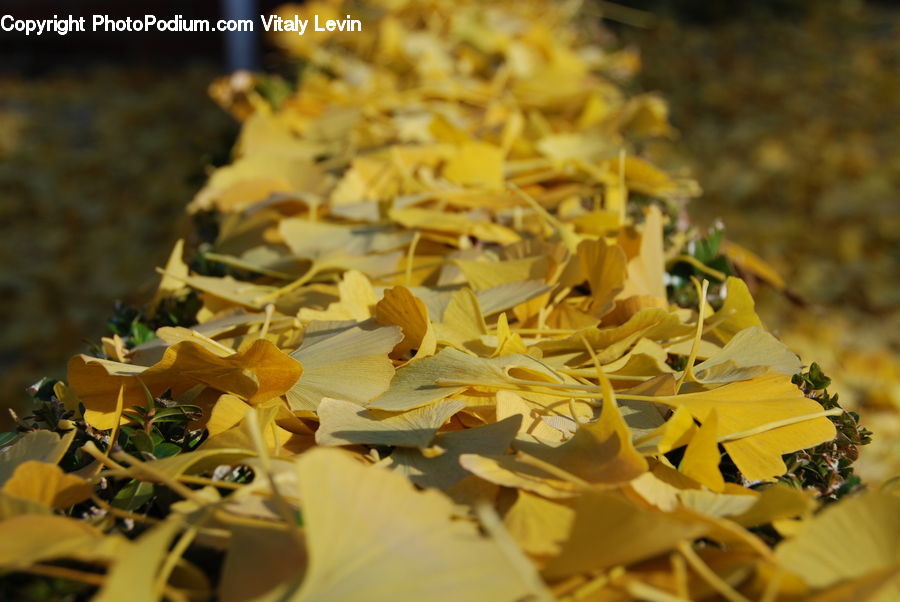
(780, 363, 872, 501)
(668, 226, 733, 308)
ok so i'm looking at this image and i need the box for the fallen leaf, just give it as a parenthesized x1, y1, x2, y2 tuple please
(653, 374, 837, 481)
(315, 397, 465, 448)
(289, 447, 538, 601)
(775, 492, 900, 596)
(70, 339, 302, 429)
(287, 321, 402, 410)
(0, 430, 75, 485)
(2, 461, 92, 509)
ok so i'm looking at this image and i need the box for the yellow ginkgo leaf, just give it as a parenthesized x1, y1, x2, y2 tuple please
(0, 430, 75, 485)
(0, 514, 120, 569)
(287, 321, 402, 410)
(503, 490, 575, 558)
(131, 310, 297, 366)
(577, 237, 627, 316)
(152, 327, 234, 357)
(218, 521, 308, 602)
(621, 155, 692, 198)
(164, 273, 276, 310)
(721, 239, 786, 292)
(204, 399, 298, 454)
(536, 307, 693, 367)
(390, 416, 523, 491)
(2, 461, 92, 509)
(709, 276, 764, 344)
(374, 286, 437, 361)
(278, 220, 411, 261)
(537, 132, 610, 162)
(513, 394, 648, 486)
(677, 486, 758, 519)
(491, 313, 529, 357)
(652, 374, 837, 481)
(442, 141, 505, 190)
(635, 405, 697, 455)
(0, 491, 53, 521)
(389, 207, 520, 245)
(570, 209, 623, 236)
(776, 491, 900, 592)
(603, 338, 673, 379)
(315, 397, 466, 448)
(626, 467, 684, 511)
(148, 238, 189, 317)
(290, 447, 537, 602)
(495, 390, 563, 441)
(806, 566, 900, 602)
(191, 154, 328, 213)
(428, 113, 470, 145)
(69, 339, 303, 429)
(207, 394, 254, 437)
(458, 453, 583, 499)
(542, 489, 708, 579)
(433, 287, 488, 351)
(475, 280, 553, 317)
(298, 270, 379, 322)
(454, 256, 550, 291)
(369, 347, 560, 412)
(94, 518, 185, 602)
(621, 95, 676, 139)
(234, 109, 322, 160)
(366, 349, 466, 412)
(693, 325, 801, 383)
(16, 0, 885, 597)
(619, 204, 667, 302)
(678, 410, 725, 492)
(730, 483, 817, 527)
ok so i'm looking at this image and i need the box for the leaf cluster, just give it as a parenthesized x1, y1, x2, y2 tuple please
(0, 1, 893, 601)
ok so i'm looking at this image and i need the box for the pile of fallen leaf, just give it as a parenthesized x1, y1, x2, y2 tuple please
(0, 1, 895, 600)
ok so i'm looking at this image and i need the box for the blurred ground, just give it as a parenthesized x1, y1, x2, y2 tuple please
(623, 0, 900, 481)
(0, 64, 234, 413)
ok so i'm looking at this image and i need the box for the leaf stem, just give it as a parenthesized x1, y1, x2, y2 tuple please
(668, 254, 727, 281)
(405, 231, 421, 287)
(110, 449, 205, 504)
(515, 451, 590, 489)
(91, 495, 161, 525)
(677, 541, 751, 602)
(154, 519, 202, 595)
(675, 278, 709, 394)
(717, 408, 843, 443)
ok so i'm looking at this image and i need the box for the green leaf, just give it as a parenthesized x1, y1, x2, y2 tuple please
(692, 227, 723, 264)
(153, 442, 182, 459)
(129, 431, 155, 456)
(112, 479, 155, 511)
(130, 320, 157, 346)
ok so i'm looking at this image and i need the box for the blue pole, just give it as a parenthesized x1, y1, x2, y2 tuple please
(221, 0, 259, 71)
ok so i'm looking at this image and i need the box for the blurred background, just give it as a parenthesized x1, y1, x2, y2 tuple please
(0, 1, 263, 412)
(1, 0, 897, 478)
(618, 0, 900, 481)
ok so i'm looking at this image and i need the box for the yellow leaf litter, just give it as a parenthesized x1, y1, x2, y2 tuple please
(0, 1, 894, 601)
